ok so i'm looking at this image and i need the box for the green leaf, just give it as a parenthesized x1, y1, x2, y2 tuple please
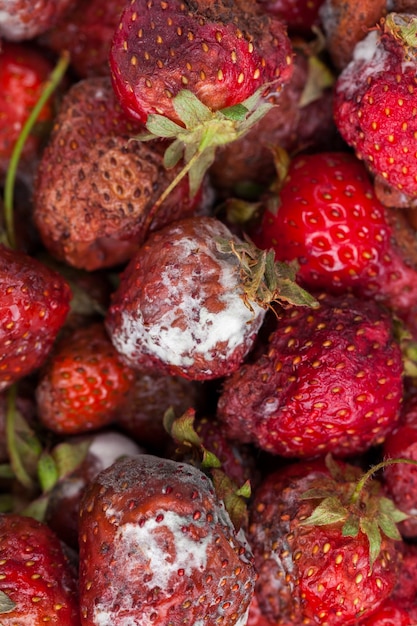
(360, 517, 382, 570)
(188, 145, 216, 198)
(20, 494, 50, 522)
(302, 496, 348, 526)
(0, 590, 16, 614)
(172, 90, 213, 127)
(342, 513, 360, 538)
(210, 468, 248, 531)
(0, 464, 14, 479)
(220, 103, 249, 122)
(236, 479, 251, 499)
(37, 453, 59, 493)
(168, 408, 202, 448)
(201, 448, 222, 470)
(51, 440, 91, 481)
(163, 138, 185, 169)
(146, 114, 184, 138)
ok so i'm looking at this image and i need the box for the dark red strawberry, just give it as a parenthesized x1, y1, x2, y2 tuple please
(109, 0, 293, 125)
(0, 41, 56, 177)
(78, 453, 256, 625)
(0, 0, 75, 40)
(0, 245, 71, 391)
(358, 598, 415, 625)
(0, 513, 80, 625)
(36, 321, 136, 435)
(252, 151, 417, 338)
(248, 455, 406, 625)
(33, 76, 208, 271)
(217, 292, 403, 459)
(257, 0, 324, 36)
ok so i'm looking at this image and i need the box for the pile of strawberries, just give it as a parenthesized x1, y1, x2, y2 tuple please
(2, 0, 417, 624)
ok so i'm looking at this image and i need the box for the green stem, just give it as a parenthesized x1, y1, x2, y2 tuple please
(350, 457, 417, 505)
(3, 51, 70, 250)
(6, 385, 34, 490)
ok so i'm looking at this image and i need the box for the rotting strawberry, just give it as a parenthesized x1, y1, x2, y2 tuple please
(78, 453, 256, 625)
(33, 76, 209, 271)
(252, 151, 417, 338)
(217, 292, 403, 459)
(36, 321, 136, 435)
(0, 0, 75, 41)
(0, 513, 80, 625)
(333, 12, 417, 202)
(0, 244, 71, 391)
(247, 455, 407, 625)
(105, 215, 316, 381)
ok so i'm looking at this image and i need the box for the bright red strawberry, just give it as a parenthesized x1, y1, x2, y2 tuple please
(109, 0, 293, 125)
(217, 292, 403, 459)
(0, 41, 56, 177)
(257, 0, 324, 36)
(358, 598, 415, 625)
(36, 322, 136, 435)
(333, 13, 417, 201)
(78, 453, 256, 625)
(0, 0, 75, 40)
(0, 245, 71, 390)
(248, 456, 406, 625)
(0, 513, 80, 625)
(252, 151, 417, 337)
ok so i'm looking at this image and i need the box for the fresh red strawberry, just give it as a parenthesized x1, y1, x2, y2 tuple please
(33, 76, 208, 271)
(78, 453, 256, 625)
(36, 321, 136, 435)
(0, 513, 80, 625)
(252, 151, 417, 337)
(0, 0, 75, 40)
(40, 0, 127, 78)
(333, 12, 417, 201)
(257, 0, 324, 36)
(109, 0, 293, 125)
(105, 215, 316, 381)
(358, 598, 415, 625)
(0, 41, 56, 177)
(217, 292, 403, 459)
(248, 455, 406, 625)
(0, 244, 71, 391)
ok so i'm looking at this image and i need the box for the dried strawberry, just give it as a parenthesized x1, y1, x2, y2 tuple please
(36, 322, 136, 435)
(0, 513, 80, 625)
(248, 455, 406, 625)
(78, 453, 256, 625)
(217, 292, 403, 458)
(0, 0, 75, 40)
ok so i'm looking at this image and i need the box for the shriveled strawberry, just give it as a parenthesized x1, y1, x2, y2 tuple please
(33, 76, 207, 271)
(0, 245, 71, 391)
(217, 292, 403, 458)
(333, 13, 417, 201)
(0, 0, 75, 40)
(78, 453, 256, 625)
(0, 41, 56, 177)
(105, 215, 316, 381)
(40, 0, 127, 78)
(248, 455, 406, 625)
(109, 0, 293, 125)
(36, 321, 136, 435)
(0, 513, 80, 625)
(252, 151, 417, 337)
(257, 0, 324, 36)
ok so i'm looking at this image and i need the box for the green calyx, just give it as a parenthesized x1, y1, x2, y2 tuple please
(300, 454, 410, 569)
(384, 12, 417, 53)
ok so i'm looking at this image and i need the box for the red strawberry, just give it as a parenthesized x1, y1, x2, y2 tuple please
(333, 13, 417, 201)
(358, 598, 415, 625)
(248, 456, 406, 625)
(0, 0, 75, 40)
(109, 0, 293, 125)
(0, 41, 56, 177)
(0, 513, 80, 625)
(0, 244, 71, 391)
(252, 151, 417, 337)
(36, 322, 136, 435)
(217, 292, 403, 459)
(78, 453, 256, 625)
(257, 0, 324, 36)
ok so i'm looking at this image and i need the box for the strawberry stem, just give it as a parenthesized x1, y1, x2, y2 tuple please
(3, 51, 70, 249)
(350, 457, 417, 505)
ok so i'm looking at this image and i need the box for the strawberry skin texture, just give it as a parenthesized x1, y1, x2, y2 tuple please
(0, 245, 71, 390)
(78, 454, 256, 625)
(248, 459, 401, 625)
(217, 293, 403, 458)
(36, 322, 135, 435)
(109, 0, 293, 124)
(0, 513, 80, 625)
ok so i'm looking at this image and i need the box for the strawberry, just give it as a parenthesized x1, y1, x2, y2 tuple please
(109, 0, 293, 125)
(0, 513, 80, 625)
(247, 455, 406, 625)
(0, 41, 56, 178)
(78, 453, 256, 625)
(358, 598, 415, 625)
(33, 76, 207, 271)
(252, 151, 417, 337)
(105, 215, 316, 381)
(0, 244, 71, 391)
(333, 12, 417, 201)
(217, 292, 403, 459)
(0, 0, 75, 41)
(257, 0, 324, 36)
(36, 322, 136, 435)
